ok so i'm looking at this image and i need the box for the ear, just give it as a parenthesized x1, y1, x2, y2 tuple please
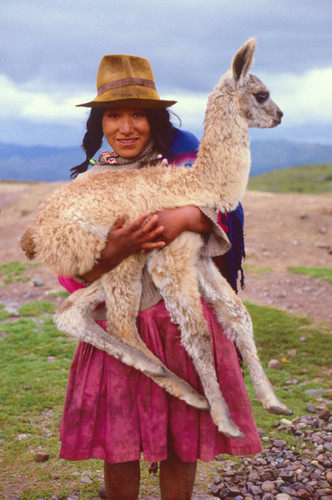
(232, 38, 256, 82)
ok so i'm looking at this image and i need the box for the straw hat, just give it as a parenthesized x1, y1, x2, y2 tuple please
(77, 54, 176, 109)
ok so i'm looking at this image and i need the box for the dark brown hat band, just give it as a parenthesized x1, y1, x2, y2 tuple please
(97, 78, 156, 96)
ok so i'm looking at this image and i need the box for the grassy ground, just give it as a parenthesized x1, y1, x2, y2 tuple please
(248, 163, 332, 193)
(288, 266, 332, 284)
(1, 298, 331, 499)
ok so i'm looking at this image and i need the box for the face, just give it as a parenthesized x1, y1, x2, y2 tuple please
(102, 108, 151, 159)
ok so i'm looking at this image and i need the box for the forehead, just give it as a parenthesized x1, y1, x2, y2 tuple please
(247, 74, 269, 93)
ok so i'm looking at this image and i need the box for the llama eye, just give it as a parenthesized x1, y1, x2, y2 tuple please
(254, 92, 269, 104)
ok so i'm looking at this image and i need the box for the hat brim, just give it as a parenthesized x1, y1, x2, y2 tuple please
(76, 98, 177, 109)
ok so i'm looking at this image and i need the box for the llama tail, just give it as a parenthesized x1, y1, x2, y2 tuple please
(20, 225, 37, 260)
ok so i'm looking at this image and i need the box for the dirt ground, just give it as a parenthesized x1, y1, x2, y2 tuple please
(0, 181, 331, 328)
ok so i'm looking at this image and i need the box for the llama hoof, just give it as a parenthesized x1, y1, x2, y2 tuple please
(267, 404, 293, 416)
(217, 421, 244, 439)
(183, 392, 209, 410)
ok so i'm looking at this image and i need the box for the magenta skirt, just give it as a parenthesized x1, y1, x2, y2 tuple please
(58, 278, 262, 464)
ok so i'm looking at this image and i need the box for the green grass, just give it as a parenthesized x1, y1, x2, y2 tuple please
(0, 303, 11, 321)
(248, 163, 332, 193)
(243, 263, 272, 275)
(18, 301, 56, 317)
(288, 266, 332, 284)
(0, 260, 36, 286)
(0, 301, 331, 498)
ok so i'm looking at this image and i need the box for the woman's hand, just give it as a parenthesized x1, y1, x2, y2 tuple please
(81, 207, 212, 282)
(82, 212, 166, 282)
(155, 206, 212, 245)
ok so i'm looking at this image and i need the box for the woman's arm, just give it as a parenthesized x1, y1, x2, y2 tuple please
(82, 207, 212, 283)
(82, 212, 166, 282)
(155, 206, 212, 244)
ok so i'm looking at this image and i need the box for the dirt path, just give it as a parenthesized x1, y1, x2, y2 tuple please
(0, 181, 331, 327)
(240, 190, 332, 328)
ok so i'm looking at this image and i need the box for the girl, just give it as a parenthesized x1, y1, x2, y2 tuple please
(58, 54, 261, 500)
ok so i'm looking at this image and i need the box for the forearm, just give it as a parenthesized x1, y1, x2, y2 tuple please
(180, 206, 213, 234)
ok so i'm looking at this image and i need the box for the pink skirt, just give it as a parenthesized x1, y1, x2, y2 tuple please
(59, 283, 262, 463)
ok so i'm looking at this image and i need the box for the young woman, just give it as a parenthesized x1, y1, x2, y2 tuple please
(58, 54, 262, 500)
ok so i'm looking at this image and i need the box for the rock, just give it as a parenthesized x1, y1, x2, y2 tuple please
(35, 452, 49, 462)
(275, 494, 292, 500)
(306, 405, 316, 413)
(268, 359, 282, 370)
(214, 475, 222, 485)
(318, 409, 331, 420)
(47, 356, 56, 362)
(24, 385, 31, 391)
(287, 349, 297, 357)
(261, 480, 275, 492)
(304, 389, 327, 397)
(98, 486, 107, 499)
(81, 475, 92, 483)
(33, 278, 44, 286)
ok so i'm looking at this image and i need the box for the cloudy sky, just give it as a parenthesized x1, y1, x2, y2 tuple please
(1, 0, 332, 148)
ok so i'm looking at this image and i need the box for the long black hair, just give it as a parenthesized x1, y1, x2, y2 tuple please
(70, 107, 178, 178)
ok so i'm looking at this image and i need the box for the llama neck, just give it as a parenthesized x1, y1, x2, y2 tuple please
(187, 84, 251, 212)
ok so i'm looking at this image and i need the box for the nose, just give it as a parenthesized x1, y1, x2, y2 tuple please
(277, 109, 283, 120)
(119, 116, 134, 135)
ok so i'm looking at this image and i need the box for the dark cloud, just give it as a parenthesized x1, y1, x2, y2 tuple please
(1, 0, 331, 93)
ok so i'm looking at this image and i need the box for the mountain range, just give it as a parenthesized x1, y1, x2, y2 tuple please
(0, 140, 331, 182)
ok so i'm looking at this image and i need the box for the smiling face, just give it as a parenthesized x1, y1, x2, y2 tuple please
(102, 108, 151, 159)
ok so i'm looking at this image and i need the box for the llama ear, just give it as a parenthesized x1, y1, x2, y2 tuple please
(232, 38, 256, 82)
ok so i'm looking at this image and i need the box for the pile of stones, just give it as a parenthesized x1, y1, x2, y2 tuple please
(209, 404, 332, 500)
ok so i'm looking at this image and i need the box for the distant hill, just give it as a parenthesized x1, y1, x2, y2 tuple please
(1, 140, 332, 181)
(248, 163, 332, 193)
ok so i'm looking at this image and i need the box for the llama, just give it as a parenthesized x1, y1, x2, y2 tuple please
(21, 39, 291, 439)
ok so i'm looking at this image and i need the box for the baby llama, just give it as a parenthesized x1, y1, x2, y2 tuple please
(21, 38, 291, 439)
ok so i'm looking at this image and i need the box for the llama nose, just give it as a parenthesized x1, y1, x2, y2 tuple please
(277, 110, 283, 119)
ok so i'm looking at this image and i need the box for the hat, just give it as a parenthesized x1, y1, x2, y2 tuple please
(77, 54, 177, 109)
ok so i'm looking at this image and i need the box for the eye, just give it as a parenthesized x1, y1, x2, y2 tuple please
(133, 110, 146, 118)
(254, 92, 269, 104)
(105, 111, 119, 119)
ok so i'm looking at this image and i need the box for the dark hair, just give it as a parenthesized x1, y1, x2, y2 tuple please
(70, 107, 179, 178)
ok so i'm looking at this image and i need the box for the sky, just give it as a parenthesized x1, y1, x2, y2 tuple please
(1, 0, 332, 148)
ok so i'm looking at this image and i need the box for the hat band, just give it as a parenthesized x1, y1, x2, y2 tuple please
(97, 78, 156, 96)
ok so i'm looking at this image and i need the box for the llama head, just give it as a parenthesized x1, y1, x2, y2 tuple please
(231, 38, 283, 129)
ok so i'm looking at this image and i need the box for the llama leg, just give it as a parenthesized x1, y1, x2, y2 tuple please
(54, 280, 165, 376)
(147, 237, 244, 439)
(100, 260, 209, 411)
(197, 258, 292, 415)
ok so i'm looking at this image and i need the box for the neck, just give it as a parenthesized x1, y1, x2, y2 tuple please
(188, 81, 250, 212)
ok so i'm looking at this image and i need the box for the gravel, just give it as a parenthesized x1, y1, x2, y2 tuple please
(209, 405, 332, 500)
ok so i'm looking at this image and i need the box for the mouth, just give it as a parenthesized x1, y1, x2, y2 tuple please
(117, 138, 138, 145)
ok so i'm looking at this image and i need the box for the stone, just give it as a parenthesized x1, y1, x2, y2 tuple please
(81, 475, 92, 483)
(261, 480, 275, 492)
(33, 277, 44, 286)
(304, 389, 327, 397)
(298, 490, 313, 499)
(287, 349, 297, 357)
(306, 405, 316, 413)
(35, 452, 49, 462)
(275, 494, 292, 500)
(262, 494, 274, 500)
(268, 359, 282, 370)
(24, 385, 31, 390)
(214, 475, 222, 485)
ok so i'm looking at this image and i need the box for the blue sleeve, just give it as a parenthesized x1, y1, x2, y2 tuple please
(170, 128, 200, 155)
